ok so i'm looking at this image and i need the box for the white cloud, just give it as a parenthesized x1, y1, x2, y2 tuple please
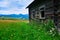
(0, 8, 28, 14)
(0, 0, 34, 15)
(0, 1, 8, 7)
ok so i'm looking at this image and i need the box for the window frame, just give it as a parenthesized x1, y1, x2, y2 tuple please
(39, 7, 45, 19)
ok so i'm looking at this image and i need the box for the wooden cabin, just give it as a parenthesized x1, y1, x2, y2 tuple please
(27, 0, 60, 31)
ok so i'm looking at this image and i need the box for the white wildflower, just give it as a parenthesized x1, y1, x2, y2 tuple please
(52, 28, 55, 31)
(50, 30, 52, 33)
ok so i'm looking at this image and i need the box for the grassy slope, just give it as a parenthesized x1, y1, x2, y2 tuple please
(0, 20, 59, 40)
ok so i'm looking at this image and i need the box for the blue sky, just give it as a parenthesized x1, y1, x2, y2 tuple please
(0, 0, 34, 15)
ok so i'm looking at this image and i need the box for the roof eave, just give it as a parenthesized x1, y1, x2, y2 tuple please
(26, 1, 35, 8)
(26, 0, 50, 8)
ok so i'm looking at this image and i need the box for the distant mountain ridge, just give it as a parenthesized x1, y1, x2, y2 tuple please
(0, 14, 29, 20)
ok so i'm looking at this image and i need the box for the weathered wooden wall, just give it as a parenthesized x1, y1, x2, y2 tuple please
(29, 0, 60, 31)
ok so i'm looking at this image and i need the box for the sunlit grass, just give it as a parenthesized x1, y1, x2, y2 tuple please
(0, 20, 59, 40)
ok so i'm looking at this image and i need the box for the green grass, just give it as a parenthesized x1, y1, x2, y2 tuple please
(0, 20, 60, 40)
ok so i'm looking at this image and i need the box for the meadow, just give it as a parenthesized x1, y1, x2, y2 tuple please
(0, 20, 60, 40)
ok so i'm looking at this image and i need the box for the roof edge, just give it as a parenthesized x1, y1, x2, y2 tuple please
(26, 0, 35, 8)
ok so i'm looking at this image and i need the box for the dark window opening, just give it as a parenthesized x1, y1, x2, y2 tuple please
(41, 11, 44, 17)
